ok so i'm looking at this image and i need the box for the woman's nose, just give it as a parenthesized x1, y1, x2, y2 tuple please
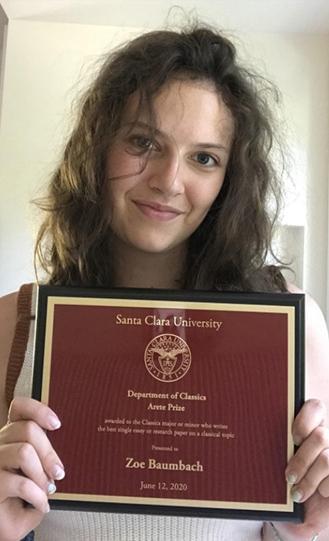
(147, 151, 184, 196)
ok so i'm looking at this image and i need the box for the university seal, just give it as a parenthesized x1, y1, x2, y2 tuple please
(144, 333, 191, 382)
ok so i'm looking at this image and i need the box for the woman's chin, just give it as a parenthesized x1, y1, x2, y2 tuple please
(126, 237, 186, 256)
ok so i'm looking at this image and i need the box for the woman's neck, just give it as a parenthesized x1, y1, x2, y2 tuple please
(112, 242, 187, 290)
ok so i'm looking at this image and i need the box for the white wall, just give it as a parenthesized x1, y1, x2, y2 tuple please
(0, 20, 328, 319)
(0, 20, 142, 291)
(241, 33, 329, 314)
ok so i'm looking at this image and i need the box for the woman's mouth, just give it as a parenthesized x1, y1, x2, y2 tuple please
(133, 200, 184, 221)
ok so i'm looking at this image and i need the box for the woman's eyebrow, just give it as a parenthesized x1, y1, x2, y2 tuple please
(122, 120, 159, 133)
(193, 143, 229, 154)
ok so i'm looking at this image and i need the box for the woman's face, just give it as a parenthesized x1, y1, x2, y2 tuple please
(106, 79, 234, 256)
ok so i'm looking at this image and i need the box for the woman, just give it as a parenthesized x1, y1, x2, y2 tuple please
(0, 24, 329, 541)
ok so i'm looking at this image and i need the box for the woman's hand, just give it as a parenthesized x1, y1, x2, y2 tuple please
(0, 396, 64, 541)
(272, 399, 329, 540)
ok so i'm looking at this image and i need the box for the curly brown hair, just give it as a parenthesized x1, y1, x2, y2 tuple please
(35, 24, 287, 292)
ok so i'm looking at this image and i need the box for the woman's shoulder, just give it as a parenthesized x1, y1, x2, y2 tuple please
(0, 290, 19, 308)
(287, 283, 329, 407)
(0, 290, 19, 342)
(287, 281, 328, 341)
(0, 290, 19, 425)
(287, 282, 328, 329)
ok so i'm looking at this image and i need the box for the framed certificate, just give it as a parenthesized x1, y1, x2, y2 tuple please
(32, 286, 304, 522)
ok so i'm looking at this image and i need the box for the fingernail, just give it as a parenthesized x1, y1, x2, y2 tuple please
(287, 473, 297, 485)
(293, 434, 301, 446)
(292, 489, 303, 502)
(43, 502, 50, 513)
(47, 482, 57, 495)
(49, 414, 61, 429)
(52, 465, 65, 480)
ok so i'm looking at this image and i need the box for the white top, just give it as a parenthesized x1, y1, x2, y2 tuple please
(14, 285, 262, 541)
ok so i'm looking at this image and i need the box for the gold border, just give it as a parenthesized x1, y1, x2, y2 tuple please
(42, 295, 295, 512)
(51, 492, 293, 512)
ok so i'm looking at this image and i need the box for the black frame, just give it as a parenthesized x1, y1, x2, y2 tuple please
(33, 285, 305, 522)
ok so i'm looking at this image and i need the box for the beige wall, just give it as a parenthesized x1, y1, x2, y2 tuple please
(0, 4, 8, 125)
(0, 20, 328, 319)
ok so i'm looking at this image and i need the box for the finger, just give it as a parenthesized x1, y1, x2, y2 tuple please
(0, 442, 56, 494)
(286, 426, 329, 484)
(290, 448, 329, 502)
(0, 502, 43, 541)
(292, 399, 326, 445)
(0, 420, 65, 482)
(0, 470, 50, 514)
(8, 397, 61, 431)
(319, 472, 329, 498)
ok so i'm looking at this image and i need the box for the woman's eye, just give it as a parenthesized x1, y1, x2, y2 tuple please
(194, 152, 218, 167)
(130, 135, 155, 151)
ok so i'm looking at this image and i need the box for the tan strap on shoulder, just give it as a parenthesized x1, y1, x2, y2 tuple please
(5, 283, 34, 407)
